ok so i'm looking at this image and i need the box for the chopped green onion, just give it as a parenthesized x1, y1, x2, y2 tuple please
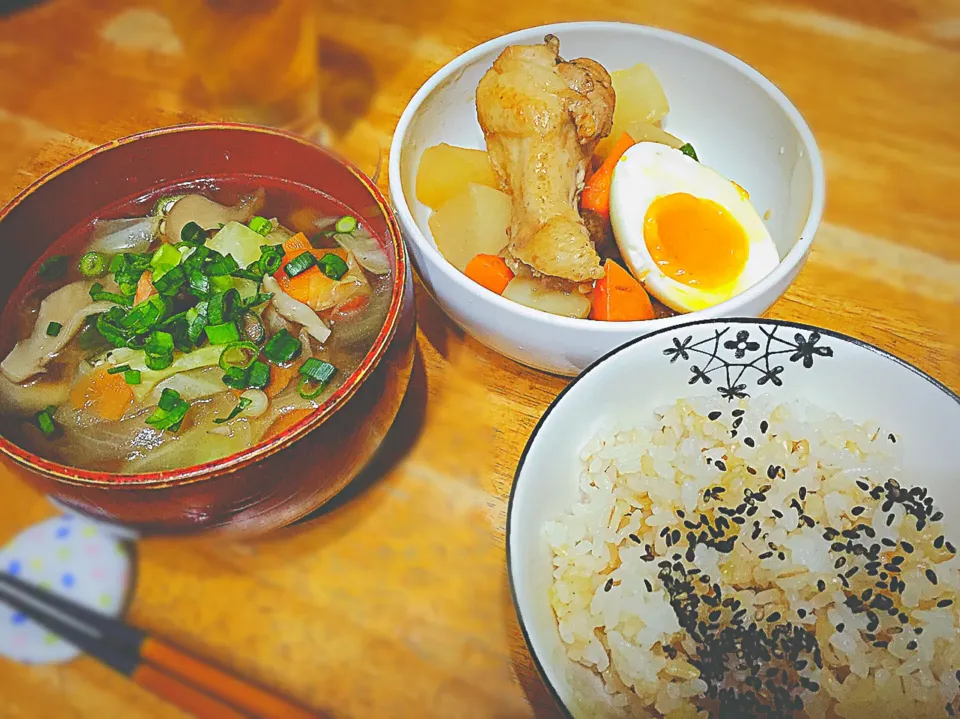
(120, 295, 169, 333)
(206, 253, 240, 277)
(180, 221, 206, 245)
(108, 253, 152, 295)
(259, 245, 284, 275)
(46, 322, 62, 337)
(263, 329, 302, 364)
(90, 282, 134, 307)
(144, 331, 174, 370)
(283, 251, 316, 278)
(34, 405, 59, 438)
(317, 253, 348, 281)
(208, 288, 239, 325)
(150, 243, 182, 280)
(335, 215, 358, 234)
(241, 311, 265, 345)
(213, 397, 252, 424)
(186, 267, 210, 297)
(186, 301, 209, 346)
(106, 364, 131, 375)
(205, 322, 241, 345)
(238, 292, 273, 311)
(679, 143, 698, 161)
(209, 275, 235, 294)
(218, 341, 259, 371)
(248, 216, 273, 236)
(37, 255, 69, 279)
(298, 359, 337, 399)
(124, 369, 141, 385)
(96, 308, 131, 348)
(220, 366, 249, 390)
(145, 388, 189, 432)
(247, 360, 270, 389)
(152, 265, 185, 296)
(78, 252, 108, 278)
(299, 358, 337, 383)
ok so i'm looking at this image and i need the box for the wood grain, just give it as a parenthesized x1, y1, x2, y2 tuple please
(0, 0, 957, 717)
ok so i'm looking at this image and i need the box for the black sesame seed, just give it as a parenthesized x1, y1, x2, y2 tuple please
(671, 529, 681, 545)
(938, 599, 953, 608)
(767, 465, 777, 480)
(831, 542, 846, 553)
(677, 510, 686, 518)
(802, 515, 815, 528)
(604, 578, 613, 592)
(836, 622, 845, 632)
(900, 541, 914, 553)
(934, 535, 945, 549)
(772, 510, 783, 519)
(842, 529, 859, 540)
(817, 580, 827, 592)
(797, 608, 807, 618)
(715, 460, 727, 472)
(709, 609, 722, 622)
(743, 436, 755, 447)
(881, 538, 896, 548)
(629, 533, 642, 544)
(644, 579, 653, 592)
(926, 569, 939, 585)
(932, 511, 944, 522)
(730, 430, 738, 438)
(851, 506, 866, 516)
(799, 487, 807, 501)
(760, 420, 769, 434)
(708, 411, 722, 421)
(856, 480, 870, 491)
(947, 542, 957, 554)
(732, 409, 745, 417)
(766, 612, 781, 622)
(746, 466, 757, 475)
(863, 526, 876, 538)
(845, 566, 860, 578)
(873, 640, 889, 648)
(886, 514, 896, 527)
(835, 556, 847, 569)
(892, 555, 905, 565)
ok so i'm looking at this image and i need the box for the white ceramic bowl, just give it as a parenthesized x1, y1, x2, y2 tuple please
(389, 22, 825, 376)
(507, 318, 960, 717)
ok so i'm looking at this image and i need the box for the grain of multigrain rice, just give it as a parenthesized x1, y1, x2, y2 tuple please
(545, 397, 959, 719)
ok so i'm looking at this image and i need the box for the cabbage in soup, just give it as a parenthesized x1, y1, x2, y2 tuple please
(0, 180, 393, 473)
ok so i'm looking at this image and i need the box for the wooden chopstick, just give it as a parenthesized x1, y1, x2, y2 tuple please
(0, 572, 320, 718)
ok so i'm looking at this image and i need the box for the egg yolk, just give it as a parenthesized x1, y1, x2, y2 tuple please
(643, 193, 749, 289)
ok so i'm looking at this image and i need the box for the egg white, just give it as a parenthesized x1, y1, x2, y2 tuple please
(609, 142, 780, 312)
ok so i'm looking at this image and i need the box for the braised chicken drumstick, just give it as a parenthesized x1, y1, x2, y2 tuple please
(476, 34, 615, 283)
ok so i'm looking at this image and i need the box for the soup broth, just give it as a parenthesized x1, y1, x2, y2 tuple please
(0, 177, 393, 474)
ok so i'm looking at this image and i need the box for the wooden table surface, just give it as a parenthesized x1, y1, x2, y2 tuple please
(0, 0, 957, 716)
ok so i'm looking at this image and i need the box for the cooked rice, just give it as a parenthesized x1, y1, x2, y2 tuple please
(546, 396, 960, 718)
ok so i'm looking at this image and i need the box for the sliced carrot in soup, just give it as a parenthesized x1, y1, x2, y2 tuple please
(69, 367, 135, 421)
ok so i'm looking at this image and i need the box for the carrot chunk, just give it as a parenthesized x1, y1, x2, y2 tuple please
(69, 367, 135, 421)
(590, 259, 654, 322)
(580, 132, 635, 218)
(464, 254, 514, 295)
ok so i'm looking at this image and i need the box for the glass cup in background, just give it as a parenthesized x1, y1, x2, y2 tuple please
(161, 0, 329, 143)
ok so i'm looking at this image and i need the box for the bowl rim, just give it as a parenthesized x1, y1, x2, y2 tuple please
(0, 122, 410, 488)
(388, 21, 826, 335)
(506, 316, 959, 717)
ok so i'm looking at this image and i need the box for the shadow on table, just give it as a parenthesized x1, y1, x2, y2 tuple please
(500, 567, 566, 719)
(0, 0, 49, 18)
(293, 343, 428, 524)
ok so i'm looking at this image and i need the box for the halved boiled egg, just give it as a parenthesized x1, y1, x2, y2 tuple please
(609, 142, 780, 313)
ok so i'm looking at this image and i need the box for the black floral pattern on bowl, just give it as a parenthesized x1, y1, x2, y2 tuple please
(663, 325, 834, 401)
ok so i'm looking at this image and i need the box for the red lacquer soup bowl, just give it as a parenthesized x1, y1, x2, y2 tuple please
(0, 124, 415, 536)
